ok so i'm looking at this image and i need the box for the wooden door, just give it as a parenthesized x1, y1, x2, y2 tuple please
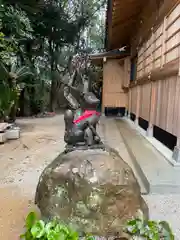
(102, 59, 128, 108)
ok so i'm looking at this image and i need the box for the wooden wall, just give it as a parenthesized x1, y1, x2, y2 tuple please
(137, 2, 180, 79)
(131, 87, 137, 114)
(102, 59, 128, 109)
(129, 2, 180, 138)
(123, 57, 131, 88)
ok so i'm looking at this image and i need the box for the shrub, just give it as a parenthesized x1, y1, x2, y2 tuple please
(21, 211, 174, 240)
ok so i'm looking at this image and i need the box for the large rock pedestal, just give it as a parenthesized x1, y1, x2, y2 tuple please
(35, 146, 148, 237)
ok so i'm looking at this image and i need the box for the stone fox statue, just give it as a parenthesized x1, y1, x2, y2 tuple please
(63, 85, 102, 149)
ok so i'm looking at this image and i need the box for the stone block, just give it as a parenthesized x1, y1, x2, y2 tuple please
(6, 128, 20, 140)
(0, 132, 7, 143)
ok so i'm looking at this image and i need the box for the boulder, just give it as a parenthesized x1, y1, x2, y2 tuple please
(35, 146, 148, 237)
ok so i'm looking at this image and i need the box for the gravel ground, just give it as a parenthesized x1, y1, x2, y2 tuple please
(0, 115, 65, 240)
(0, 115, 179, 239)
(145, 194, 180, 239)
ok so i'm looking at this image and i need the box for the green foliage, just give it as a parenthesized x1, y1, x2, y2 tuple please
(0, 60, 33, 119)
(0, 0, 106, 115)
(0, 82, 18, 118)
(0, 32, 17, 64)
(9, 63, 34, 82)
(125, 210, 174, 240)
(21, 211, 175, 240)
(2, 5, 33, 39)
(20, 211, 95, 240)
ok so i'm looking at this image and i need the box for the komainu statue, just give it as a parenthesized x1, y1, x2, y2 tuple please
(35, 52, 148, 239)
(63, 85, 104, 152)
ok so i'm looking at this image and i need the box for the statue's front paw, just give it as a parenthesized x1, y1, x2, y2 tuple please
(94, 136, 100, 143)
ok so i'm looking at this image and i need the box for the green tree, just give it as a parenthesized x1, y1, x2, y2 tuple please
(0, 0, 106, 118)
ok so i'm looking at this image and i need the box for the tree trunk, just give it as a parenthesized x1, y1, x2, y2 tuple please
(9, 104, 17, 122)
(50, 77, 56, 112)
(49, 40, 56, 112)
(19, 89, 25, 116)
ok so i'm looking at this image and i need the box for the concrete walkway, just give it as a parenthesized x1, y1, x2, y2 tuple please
(116, 119, 180, 194)
(100, 117, 180, 239)
(99, 117, 147, 194)
(0, 115, 180, 239)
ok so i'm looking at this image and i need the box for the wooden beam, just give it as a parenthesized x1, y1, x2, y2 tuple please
(112, 11, 139, 24)
(113, 0, 139, 8)
(112, 12, 141, 29)
(111, 34, 131, 49)
(129, 58, 179, 88)
(112, 0, 138, 12)
(113, 1, 143, 12)
(151, 30, 155, 70)
(110, 0, 180, 50)
(110, 20, 136, 47)
(178, 25, 180, 76)
(112, 3, 141, 19)
(102, 61, 107, 114)
(166, 0, 180, 17)
(131, 0, 180, 54)
(161, 17, 167, 67)
(107, 0, 146, 49)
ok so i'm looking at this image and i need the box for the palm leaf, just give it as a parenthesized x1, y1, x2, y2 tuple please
(10, 62, 17, 73)
(10, 65, 34, 81)
(17, 70, 34, 81)
(14, 66, 30, 75)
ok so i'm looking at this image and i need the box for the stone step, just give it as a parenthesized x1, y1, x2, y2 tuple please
(98, 117, 148, 194)
(116, 119, 180, 194)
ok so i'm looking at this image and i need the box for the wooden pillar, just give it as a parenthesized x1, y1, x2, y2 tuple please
(128, 89, 132, 118)
(172, 39, 180, 161)
(147, 27, 156, 137)
(101, 59, 106, 115)
(135, 86, 141, 126)
(178, 30, 180, 77)
(147, 79, 156, 137)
